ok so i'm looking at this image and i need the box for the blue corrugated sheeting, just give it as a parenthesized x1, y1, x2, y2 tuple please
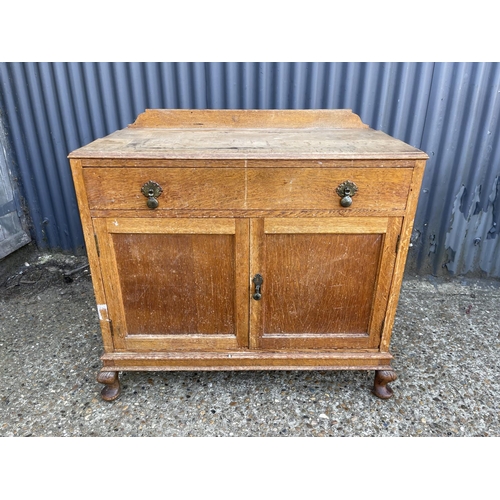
(0, 62, 499, 276)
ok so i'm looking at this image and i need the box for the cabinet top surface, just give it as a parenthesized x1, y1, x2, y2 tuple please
(68, 109, 428, 161)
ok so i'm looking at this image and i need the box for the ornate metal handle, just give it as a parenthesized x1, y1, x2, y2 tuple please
(252, 274, 263, 300)
(336, 180, 358, 207)
(141, 181, 163, 209)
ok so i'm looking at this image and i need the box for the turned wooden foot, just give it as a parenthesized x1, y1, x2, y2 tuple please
(97, 371, 121, 401)
(372, 369, 397, 399)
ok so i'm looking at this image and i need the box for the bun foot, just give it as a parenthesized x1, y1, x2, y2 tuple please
(97, 371, 121, 401)
(372, 369, 397, 399)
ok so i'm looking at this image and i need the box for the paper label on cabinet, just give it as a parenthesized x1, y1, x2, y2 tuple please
(97, 304, 109, 321)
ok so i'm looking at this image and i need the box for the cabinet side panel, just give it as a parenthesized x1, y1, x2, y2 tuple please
(69, 159, 114, 352)
(380, 160, 427, 351)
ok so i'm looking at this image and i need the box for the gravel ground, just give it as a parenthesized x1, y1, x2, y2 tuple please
(1, 245, 499, 437)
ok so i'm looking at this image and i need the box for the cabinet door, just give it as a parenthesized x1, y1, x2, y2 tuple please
(249, 217, 402, 349)
(93, 218, 249, 351)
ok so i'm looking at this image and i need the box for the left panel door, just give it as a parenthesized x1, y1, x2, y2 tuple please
(93, 218, 249, 351)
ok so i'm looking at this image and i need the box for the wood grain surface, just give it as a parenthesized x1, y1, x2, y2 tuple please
(246, 168, 413, 211)
(83, 167, 245, 210)
(82, 167, 413, 212)
(69, 125, 428, 161)
(263, 233, 382, 335)
(80, 158, 416, 169)
(380, 159, 427, 351)
(128, 109, 370, 129)
(100, 349, 394, 371)
(70, 160, 114, 351)
(113, 233, 236, 335)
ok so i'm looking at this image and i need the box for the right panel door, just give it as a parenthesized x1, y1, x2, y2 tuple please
(250, 217, 402, 350)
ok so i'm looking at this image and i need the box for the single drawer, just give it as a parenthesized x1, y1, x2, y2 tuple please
(83, 167, 246, 210)
(245, 168, 413, 211)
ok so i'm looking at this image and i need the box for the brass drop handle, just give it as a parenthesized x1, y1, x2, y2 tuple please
(252, 274, 263, 300)
(141, 181, 163, 209)
(336, 180, 358, 207)
(340, 188, 353, 207)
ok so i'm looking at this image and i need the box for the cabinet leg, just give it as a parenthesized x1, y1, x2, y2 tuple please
(372, 369, 397, 399)
(97, 371, 121, 401)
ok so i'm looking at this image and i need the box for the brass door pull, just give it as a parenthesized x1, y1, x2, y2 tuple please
(336, 180, 358, 207)
(252, 274, 263, 300)
(141, 181, 163, 209)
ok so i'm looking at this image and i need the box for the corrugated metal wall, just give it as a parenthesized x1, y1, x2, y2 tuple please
(0, 62, 499, 276)
(416, 63, 500, 277)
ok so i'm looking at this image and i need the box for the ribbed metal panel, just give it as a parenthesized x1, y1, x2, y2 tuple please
(414, 62, 500, 276)
(0, 62, 499, 276)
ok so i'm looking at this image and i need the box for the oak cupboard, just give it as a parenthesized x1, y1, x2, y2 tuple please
(68, 109, 428, 401)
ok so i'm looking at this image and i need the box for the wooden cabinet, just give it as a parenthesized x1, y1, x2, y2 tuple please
(69, 109, 427, 401)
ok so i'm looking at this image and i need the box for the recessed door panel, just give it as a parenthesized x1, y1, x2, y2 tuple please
(250, 217, 402, 349)
(113, 233, 235, 335)
(263, 233, 382, 334)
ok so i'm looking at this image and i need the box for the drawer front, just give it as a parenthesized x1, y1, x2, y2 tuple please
(246, 168, 413, 211)
(83, 168, 246, 210)
(83, 166, 413, 212)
